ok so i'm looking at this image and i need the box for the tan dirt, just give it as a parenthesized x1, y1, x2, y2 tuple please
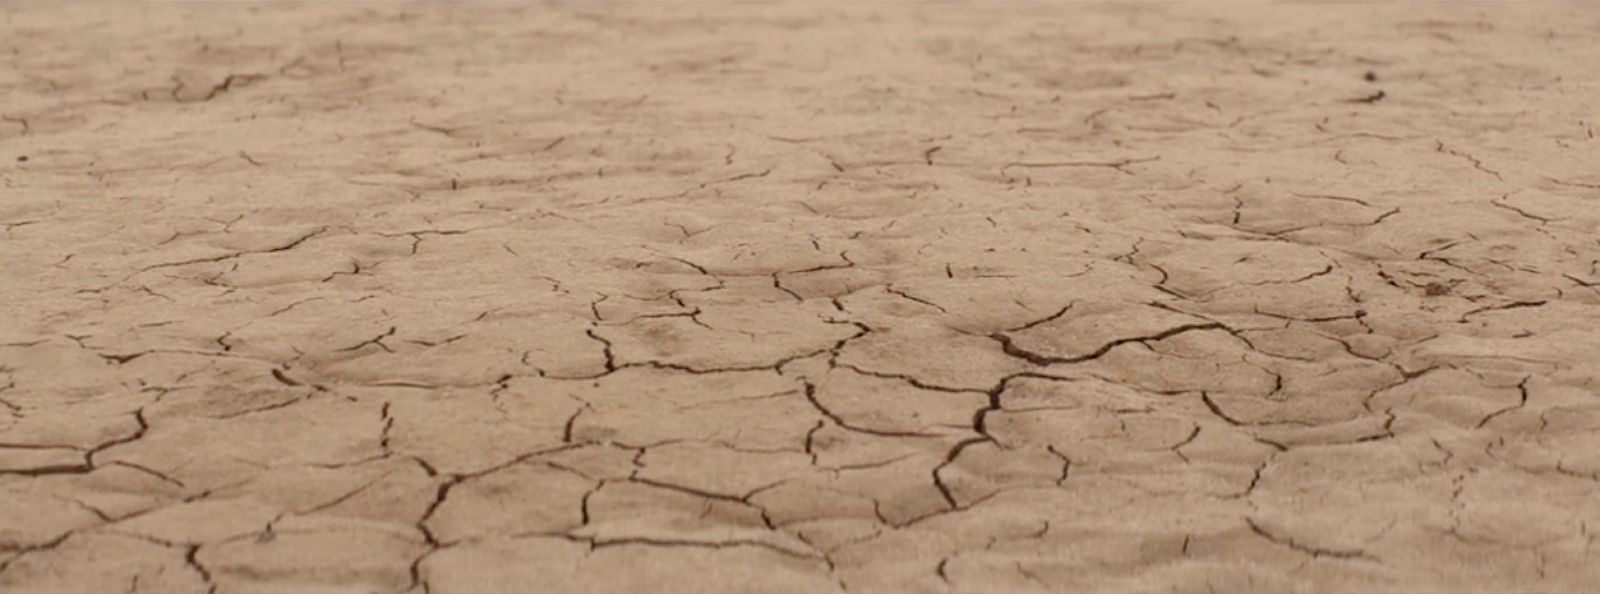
(3, 2, 1600, 592)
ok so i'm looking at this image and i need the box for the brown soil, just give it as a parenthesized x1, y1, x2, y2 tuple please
(3, 3, 1599, 593)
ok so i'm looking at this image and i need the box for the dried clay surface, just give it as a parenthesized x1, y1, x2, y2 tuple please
(3, 3, 1600, 593)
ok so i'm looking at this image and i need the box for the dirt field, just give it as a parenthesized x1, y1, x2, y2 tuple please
(3, 2, 1599, 592)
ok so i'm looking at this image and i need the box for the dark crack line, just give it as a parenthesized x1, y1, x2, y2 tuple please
(1245, 517, 1378, 561)
(832, 362, 987, 395)
(1291, 192, 1374, 208)
(1491, 199, 1558, 224)
(1004, 302, 1075, 333)
(1343, 89, 1386, 104)
(1460, 300, 1546, 322)
(213, 393, 310, 419)
(0, 532, 71, 575)
(1001, 156, 1160, 178)
(885, 286, 947, 314)
(1476, 376, 1531, 429)
(141, 226, 328, 271)
(1045, 446, 1072, 486)
(1435, 140, 1503, 181)
(991, 322, 1226, 366)
(3, 408, 150, 478)
(184, 544, 216, 594)
(336, 326, 397, 353)
(590, 536, 817, 560)
(802, 382, 940, 438)
(932, 437, 991, 508)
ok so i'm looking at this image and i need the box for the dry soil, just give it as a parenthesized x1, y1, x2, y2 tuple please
(3, 2, 1600, 593)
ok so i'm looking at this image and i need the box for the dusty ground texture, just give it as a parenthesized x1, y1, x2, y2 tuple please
(3, 2, 1600, 593)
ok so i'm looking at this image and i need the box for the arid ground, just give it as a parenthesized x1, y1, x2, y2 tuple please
(3, 2, 1600, 593)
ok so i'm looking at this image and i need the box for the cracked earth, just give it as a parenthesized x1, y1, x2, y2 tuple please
(4, 3, 1600, 593)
